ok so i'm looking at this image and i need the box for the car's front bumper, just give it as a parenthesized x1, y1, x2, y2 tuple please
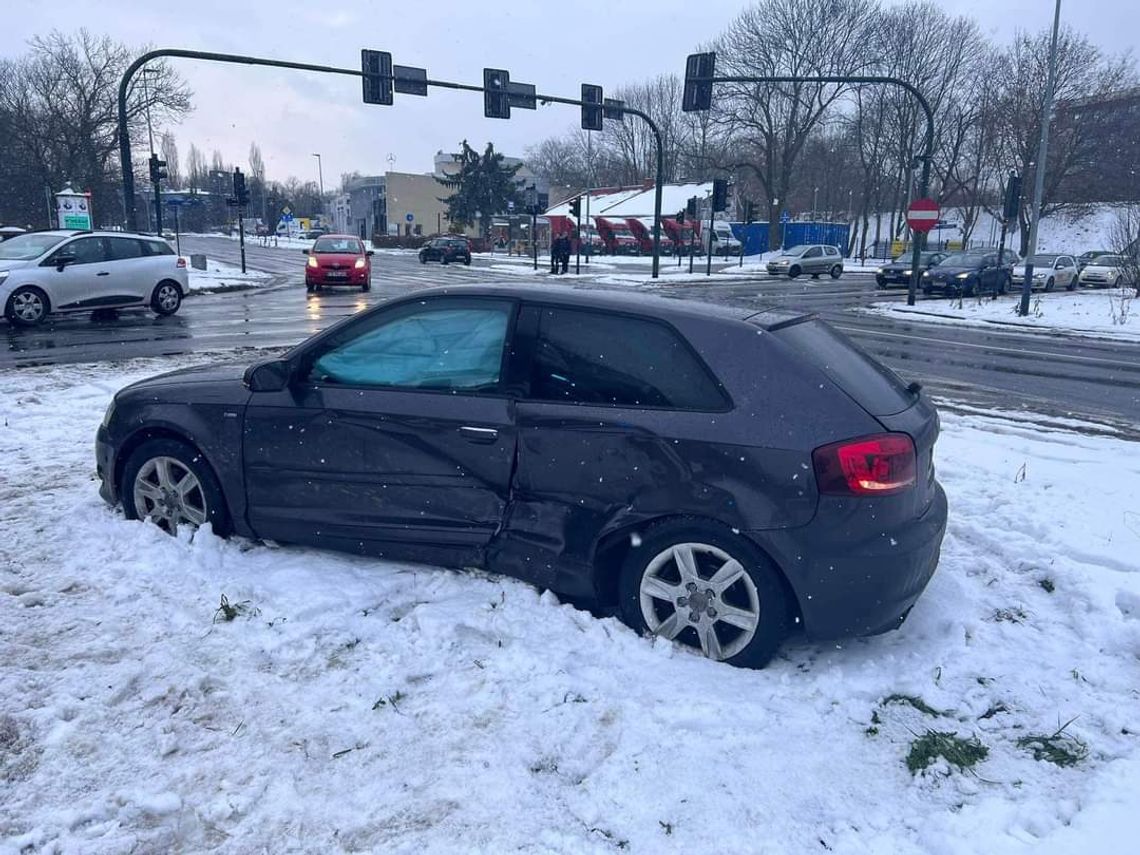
(95, 424, 117, 506)
(750, 482, 948, 639)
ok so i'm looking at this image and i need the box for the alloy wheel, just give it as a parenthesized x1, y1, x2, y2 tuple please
(11, 290, 46, 323)
(638, 542, 760, 661)
(156, 284, 180, 312)
(132, 455, 208, 536)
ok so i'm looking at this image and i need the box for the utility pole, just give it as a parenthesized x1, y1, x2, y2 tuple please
(312, 153, 324, 220)
(1019, 0, 1063, 317)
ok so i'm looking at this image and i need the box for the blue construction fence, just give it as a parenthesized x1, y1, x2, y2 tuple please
(728, 222, 851, 256)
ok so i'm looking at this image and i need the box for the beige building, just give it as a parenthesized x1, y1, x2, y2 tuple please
(384, 171, 452, 237)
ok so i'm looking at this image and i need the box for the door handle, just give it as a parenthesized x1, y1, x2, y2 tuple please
(96, 271, 110, 276)
(459, 426, 498, 443)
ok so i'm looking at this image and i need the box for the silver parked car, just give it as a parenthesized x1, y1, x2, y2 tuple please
(766, 244, 844, 279)
(1012, 254, 1077, 291)
(0, 230, 188, 327)
(1078, 255, 1136, 289)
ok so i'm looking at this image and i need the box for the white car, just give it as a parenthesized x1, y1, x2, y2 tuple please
(1078, 255, 1135, 289)
(0, 230, 188, 327)
(1011, 254, 1077, 291)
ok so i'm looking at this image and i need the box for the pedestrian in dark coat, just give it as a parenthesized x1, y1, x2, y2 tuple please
(560, 234, 571, 274)
(550, 235, 561, 274)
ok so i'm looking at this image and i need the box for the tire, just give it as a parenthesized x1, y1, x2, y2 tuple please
(830, 265, 843, 279)
(5, 285, 50, 327)
(150, 280, 182, 316)
(120, 438, 230, 537)
(362, 280, 371, 292)
(306, 282, 315, 293)
(617, 520, 792, 669)
(1114, 277, 1122, 289)
(442, 257, 449, 266)
(1065, 278, 1076, 292)
(419, 255, 427, 264)
(464, 256, 471, 266)
(923, 287, 933, 297)
(788, 265, 801, 279)
(1045, 277, 1054, 292)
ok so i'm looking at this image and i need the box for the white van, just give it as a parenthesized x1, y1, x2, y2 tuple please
(703, 220, 742, 256)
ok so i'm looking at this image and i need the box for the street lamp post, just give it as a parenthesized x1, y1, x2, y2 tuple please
(312, 153, 324, 220)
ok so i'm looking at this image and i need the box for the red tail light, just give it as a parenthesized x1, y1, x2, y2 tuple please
(812, 433, 916, 496)
(176, 257, 187, 268)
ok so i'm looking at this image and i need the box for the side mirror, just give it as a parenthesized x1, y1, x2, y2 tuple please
(366, 250, 374, 256)
(302, 249, 309, 255)
(243, 358, 291, 392)
(53, 252, 77, 270)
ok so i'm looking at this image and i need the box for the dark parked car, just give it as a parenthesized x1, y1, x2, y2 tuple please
(95, 286, 947, 668)
(876, 251, 948, 289)
(419, 237, 472, 265)
(1077, 250, 1113, 272)
(921, 249, 1020, 297)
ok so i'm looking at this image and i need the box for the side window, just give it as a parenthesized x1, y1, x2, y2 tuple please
(142, 240, 175, 256)
(107, 237, 144, 261)
(58, 237, 107, 265)
(310, 304, 511, 391)
(804, 247, 822, 258)
(529, 307, 727, 410)
(825, 246, 839, 256)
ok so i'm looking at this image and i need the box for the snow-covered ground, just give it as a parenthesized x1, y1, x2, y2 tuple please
(863, 289, 1140, 343)
(181, 257, 272, 293)
(1, 356, 1139, 853)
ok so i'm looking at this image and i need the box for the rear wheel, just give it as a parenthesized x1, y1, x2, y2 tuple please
(5, 286, 50, 327)
(618, 520, 792, 668)
(150, 280, 182, 316)
(830, 265, 842, 279)
(121, 438, 230, 537)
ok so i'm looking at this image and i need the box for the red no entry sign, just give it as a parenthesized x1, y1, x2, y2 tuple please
(907, 198, 939, 233)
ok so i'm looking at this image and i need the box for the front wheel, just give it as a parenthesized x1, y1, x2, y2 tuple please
(830, 265, 843, 279)
(787, 265, 801, 279)
(151, 281, 182, 316)
(618, 521, 792, 668)
(1044, 277, 1054, 292)
(464, 256, 471, 266)
(362, 280, 371, 292)
(121, 438, 230, 537)
(5, 286, 50, 327)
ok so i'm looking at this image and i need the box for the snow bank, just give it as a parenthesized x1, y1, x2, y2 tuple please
(862, 289, 1140, 343)
(181, 257, 272, 293)
(1, 356, 1138, 852)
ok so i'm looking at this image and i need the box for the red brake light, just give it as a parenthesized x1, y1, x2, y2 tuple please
(812, 433, 916, 496)
(176, 257, 187, 268)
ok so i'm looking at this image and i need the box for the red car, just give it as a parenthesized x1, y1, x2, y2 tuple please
(303, 235, 373, 292)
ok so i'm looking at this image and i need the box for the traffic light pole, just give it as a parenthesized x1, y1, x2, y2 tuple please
(693, 73, 934, 306)
(118, 49, 667, 277)
(153, 179, 163, 235)
(706, 207, 714, 277)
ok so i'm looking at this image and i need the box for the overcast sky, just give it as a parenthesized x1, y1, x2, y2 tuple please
(3, 0, 1133, 188)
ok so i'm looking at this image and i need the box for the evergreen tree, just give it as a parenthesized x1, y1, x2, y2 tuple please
(436, 140, 522, 237)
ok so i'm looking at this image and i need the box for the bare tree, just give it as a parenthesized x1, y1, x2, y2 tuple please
(185, 144, 206, 192)
(160, 131, 180, 188)
(712, 0, 881, 249)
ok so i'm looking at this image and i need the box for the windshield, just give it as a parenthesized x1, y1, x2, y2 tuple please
(1032, 255, 1061, 265)
(0, 233, 68, 260)
(782, 245, 809, 256)
(941, 253, 988, 266)
(891, 252, 942, 264)
(313, 237, 361, 254)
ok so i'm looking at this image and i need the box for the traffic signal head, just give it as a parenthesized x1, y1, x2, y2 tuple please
(149, 154, 167, 182)
(682, 52, 716, 112)
(685, 196, 697, 218)
(569, 197, 582, 219)
(712, 178, 728, 212)
(581, 84, 603, 131)
(361, 49, 394, 106)
(484, 68, 511, 119)
(1002, 172, 1022, 222)
(233, 168, 249, 206)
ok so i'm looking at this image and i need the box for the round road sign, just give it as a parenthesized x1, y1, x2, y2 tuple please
(906, 198, 939, 233)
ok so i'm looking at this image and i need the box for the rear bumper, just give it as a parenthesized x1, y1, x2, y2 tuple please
(749, 483, 948, 639)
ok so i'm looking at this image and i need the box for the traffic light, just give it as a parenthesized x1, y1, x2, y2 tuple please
(233, 168, 249, 207)
(149, 154, 167, 182)
(361, 49, 393, 106)
(581, 84, 603, 131)
(682, 52, 716, 112)
(569, 197, 582, 219)
(484, 68, 511, 119)
(712, 179, 728, 212)
(1002, 172, 1022, 222)
(743, 200, 756, 224)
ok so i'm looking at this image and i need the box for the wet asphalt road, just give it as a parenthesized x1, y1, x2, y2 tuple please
(4, 235, 1139, 431)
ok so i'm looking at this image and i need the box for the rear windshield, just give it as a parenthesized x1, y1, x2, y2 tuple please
(769, 319, 913, 416)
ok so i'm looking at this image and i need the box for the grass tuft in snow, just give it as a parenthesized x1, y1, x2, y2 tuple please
(371, 690, 406, 713)
(212, 594, 258, 624)
(978, 703, 1009, 720)
(1038, 578, 1056, 593)
(992, 606, 1028, 624)
(882, 693, 945, 717)
(906, 731, 989, 775)
(1016, 719, 1088, 767)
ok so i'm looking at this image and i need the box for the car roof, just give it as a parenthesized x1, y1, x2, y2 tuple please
(403, 283, 807, 329)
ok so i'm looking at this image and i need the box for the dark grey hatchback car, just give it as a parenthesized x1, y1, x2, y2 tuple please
(96, 285, 947, 667)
